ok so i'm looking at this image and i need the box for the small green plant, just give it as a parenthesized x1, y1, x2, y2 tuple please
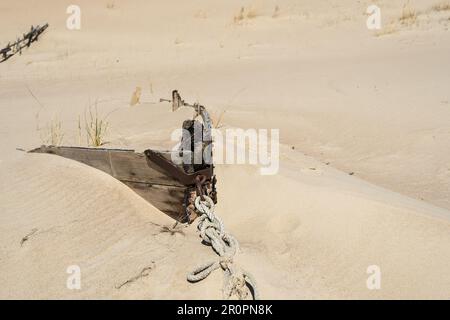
(84, 104, 109, 147)
(233, 6, 259, 24)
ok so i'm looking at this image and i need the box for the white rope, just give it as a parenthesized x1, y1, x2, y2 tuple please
(187, 195, 259, 300)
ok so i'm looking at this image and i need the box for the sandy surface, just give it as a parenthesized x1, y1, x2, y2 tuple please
(1, 0, 450, 299)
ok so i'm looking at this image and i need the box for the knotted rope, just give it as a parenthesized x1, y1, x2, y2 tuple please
(187, 195, 259, 300)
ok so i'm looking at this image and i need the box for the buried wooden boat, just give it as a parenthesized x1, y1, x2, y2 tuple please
(29, 91, 217, 223)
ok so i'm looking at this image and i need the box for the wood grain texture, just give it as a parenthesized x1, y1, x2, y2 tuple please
(29, 146, 187, 221)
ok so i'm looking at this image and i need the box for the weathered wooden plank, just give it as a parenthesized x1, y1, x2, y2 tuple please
(29, 145, 189, 222)
(30, 146, 184, 186)
(109, 150, 183, 186)
(30, 146, 114, 175)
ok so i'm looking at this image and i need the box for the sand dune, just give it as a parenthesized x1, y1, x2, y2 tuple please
(1, 0, 450, 299)
(0, 153, 224, 299)
(1, 149, 449, 299)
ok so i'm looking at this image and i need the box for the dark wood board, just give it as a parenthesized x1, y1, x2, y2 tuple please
(29, 146, 188, 221)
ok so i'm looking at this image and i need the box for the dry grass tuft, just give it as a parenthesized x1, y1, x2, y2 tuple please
(246, 6, 259, 19)
(77, 115, 82, 146)
(84, 104, 109, 147)
(41, 117, 64, 146)
(399, 3, 418, 26)
(234, 7, 246, 23)
(432, 1, 450, 11)
(272, 5, 281, 18)
(233, 6, 259, 24)
(374, 1, 450, 38)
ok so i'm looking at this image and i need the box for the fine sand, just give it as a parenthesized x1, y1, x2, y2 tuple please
(1, 0, 450, 299)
